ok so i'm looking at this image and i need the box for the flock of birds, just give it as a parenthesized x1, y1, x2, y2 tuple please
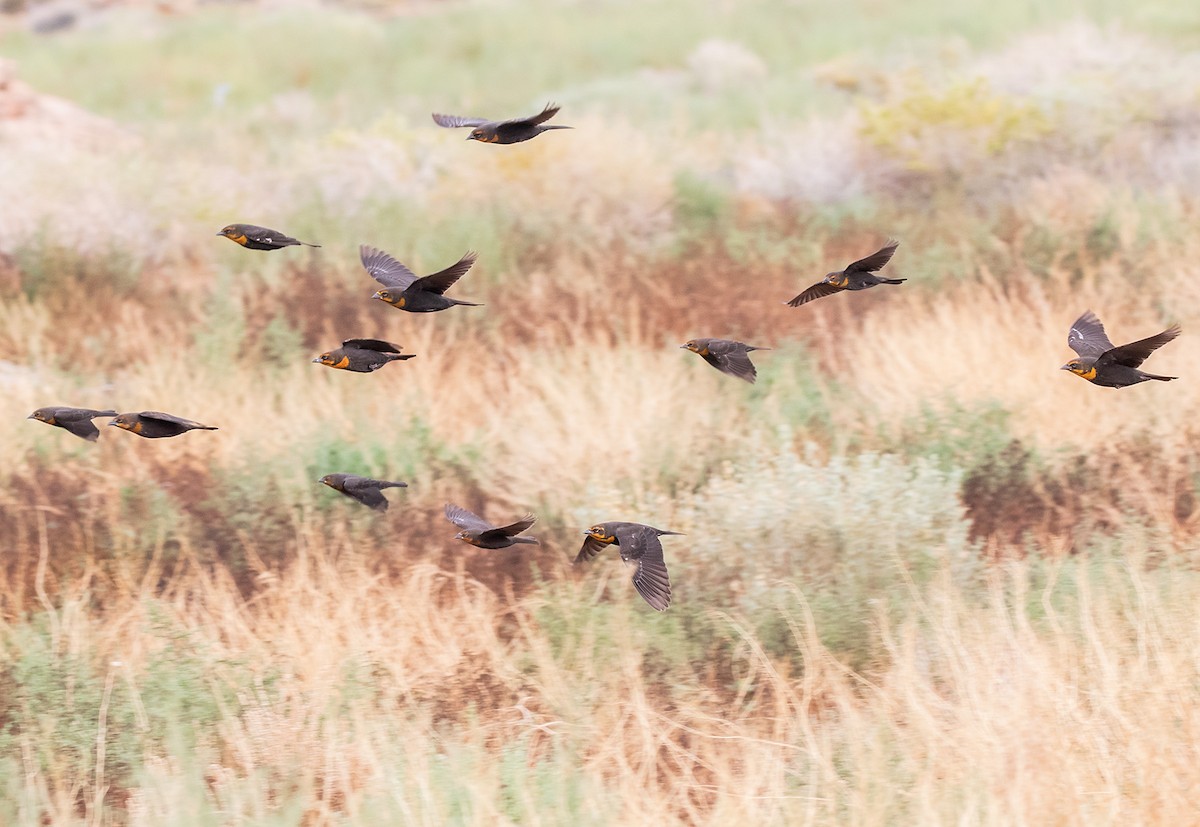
(26, 104, 1184, 612)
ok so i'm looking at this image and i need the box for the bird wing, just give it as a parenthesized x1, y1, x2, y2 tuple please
(704, 349, 758, 384)
(498, 103, 560, 128)
(341, 339, 402, 354)
(62, 419, 102, 441)
(1067, 310, 1115, 358)
(444, 503, 495, 532)
(432, 113, 490, 129)
(613, 525, 672, 612)
(489, 513, 537, 538)
(786, 282, 843, 307)
(360, 245, 417, 289)
(844, 239, 899, 274)
(140, 411, 207, 429)
(1099, 323, 1181, 369)
(573, 535, 610, 565)
(348, 486, 388, 511)
(410, 251, 478, 295)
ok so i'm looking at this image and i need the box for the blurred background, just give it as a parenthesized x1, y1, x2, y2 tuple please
(2, 0, 1200, 823)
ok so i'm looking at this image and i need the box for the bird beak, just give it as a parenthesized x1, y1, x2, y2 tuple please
(25, 413, 34, 419)
(679, 344, 688, 349)
(1059, 364, 1072, 371)
(371, 291, 383, 300)
(106, 421, 117, 426)
(215, 231, 225, 236)
(465, 135, 475, 141)
(311, 357, 322, 363)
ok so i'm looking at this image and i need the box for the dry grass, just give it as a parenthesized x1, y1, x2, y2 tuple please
(3, 5, 1200, 824)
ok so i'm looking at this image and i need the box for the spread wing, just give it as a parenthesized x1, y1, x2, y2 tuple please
(360, 245, 417, 289)
(703, 349, 758, 384)
(574, 535, 610, 565)
(844, 240, 899, 274)
(341, 339, 402, 354)
(347, 486, 388, 511)
(140, 411, 208, 429)
(411, 252, 478, 295)
(786, 282, 843, 307)
(1067, 310, 1115, 359)
(432, 112, 490, 129)
(444, 503, 494, 532)
(1099, 324, 1181, 369)
(614, 525, 672, 612)
(498, 103, 560, 128)
(489, 514, 537, 538)
(62, 418, 103, 441)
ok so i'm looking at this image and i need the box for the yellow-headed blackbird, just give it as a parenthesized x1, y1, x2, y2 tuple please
(1061, 310, 1180, 388)
(109, 411, 217, 438)
(786, 240, 904, 307)
(216, 224, 319, 250)
(312, 339, 415, 372)
(444, 503, 539, 548)
(431, 103, 571, 144)
(28, 406, 117, 441)
(681, 338, 770, 384)
(318, 473, 408, 511)
(360, 245, 482, 312)
(575, 522, 681, 612)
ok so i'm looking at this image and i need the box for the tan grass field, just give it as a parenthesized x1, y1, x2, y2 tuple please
(2, 1, 1200, 824)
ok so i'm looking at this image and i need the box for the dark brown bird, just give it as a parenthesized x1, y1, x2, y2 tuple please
(432, 102, 571, 144)
(27, 406, 117, 441)
(360, 245, 482, 313)
(681, 338, 770, 384)
(1061, 310, 1180, 388)
(108, 411, 218, 439)
(574, 522, 681, 611)
(318, 474, 408, 511)
(786, 240, 904, 307)
(312, 339, 415, 373)
(444, 503, 539, 549)
(216, 224, 319, 250)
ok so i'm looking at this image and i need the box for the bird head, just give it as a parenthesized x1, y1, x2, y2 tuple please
(28, 408, 49, 423)
(216, 225, 248, 245)
(108, 414, 138, 432)
(584, 525, 617, 545)
(1060, 359, 1098, 381)
(313, 352, 349, 369)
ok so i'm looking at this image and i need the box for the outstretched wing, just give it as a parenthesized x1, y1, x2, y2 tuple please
(489, 514, 537, 538)
(411, 252, 478, 295)
(347, 486, 388, 511)
(498, 103, 560, 128)
(1100, 323, 1182, 369)
(786, 282, 843, 307)
(360, 245, 417, 289)
(613, 525, 672, 612)
(444, 503, 494, 532)
(341, 339, 402, 354)
(703, 349, 758, 384)
(432, 112, 490, 129)
(141, 411, 208, 429)
(574, 535, 610, 565)
(844, 239, 899, 274)
(1067, 310, 1115, 359)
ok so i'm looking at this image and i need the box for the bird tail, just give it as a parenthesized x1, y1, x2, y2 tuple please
(881, 278, 906, 284)
(539, 125, 573, 131)
(450, 298, 484, 307)
(200, 426, 219, 430)
(657, 530, 685, 537)
(301, 241, 322, 248)
(1143, 373, 1177, 382)
(512, 536, 540, 545)
(380, 481, 409, 490)
(388, 353, 418, 361)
